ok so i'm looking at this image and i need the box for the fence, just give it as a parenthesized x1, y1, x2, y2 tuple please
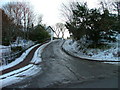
(0, 40, 51, 66)
(0, 43, 35, 66)
(0, 51, 22, 66)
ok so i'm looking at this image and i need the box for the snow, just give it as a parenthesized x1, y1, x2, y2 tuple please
(0, 45, 11, 54)
(0, 64, 33, 79)
(30, 41, 52, 64)
(0, 39, 35, 66)
(0, 44, 40, 71)
(0, 41, 52, 88)
(0, 40, 35, 55)
(11, 40, 35, 49)
(11, 37, 35, 47)
(62, 37, 120, 64)
(0, 64, 42, 88)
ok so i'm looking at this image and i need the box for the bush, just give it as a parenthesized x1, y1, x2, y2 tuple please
(87, 43, 111, 50)
(113, 51, 120, 57)
(2, 39, 10, 46)
(29, 25, 50, 43)
(2, 41, 10, 46)
(11, 46, 22, 52)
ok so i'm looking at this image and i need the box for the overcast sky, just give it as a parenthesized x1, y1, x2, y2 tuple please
(0, 0, 102, 38)
(0, 0, 101, 25)
(2, 0, 118, 38)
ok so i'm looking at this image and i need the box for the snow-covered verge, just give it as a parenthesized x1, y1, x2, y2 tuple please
(0, 45, 11, 54)
(62, 35, 120, 64)
(0, 40, 35, 55)
(30, 41, 53, 64)
(0, 64, 42, 88)
(0, 44, 40, 71)
(0, 41, 52, 88)
(11, 39, 35, 49)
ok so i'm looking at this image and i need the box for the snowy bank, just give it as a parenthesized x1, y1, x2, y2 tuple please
(0, 64, 42, 88)
(0, 41, 52, 88)
(0, 40, 35, 56)
(0, 45, 11, 55)
(62, 39, 119, 64)
(30, 41, 52, 64)
(0, 44, 40, 71)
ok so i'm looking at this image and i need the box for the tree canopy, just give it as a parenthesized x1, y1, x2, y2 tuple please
(29, 25, 50, 43)
(64, 2, 119, 45)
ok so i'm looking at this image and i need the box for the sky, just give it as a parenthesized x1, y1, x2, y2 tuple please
(0, 0, 112, 38)
(0, 0, 101, 26)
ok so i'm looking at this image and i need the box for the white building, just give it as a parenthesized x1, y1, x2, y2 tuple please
(46, 26, 54, 41)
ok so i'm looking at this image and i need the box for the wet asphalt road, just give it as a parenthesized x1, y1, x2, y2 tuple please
(5, 40, 119, 88)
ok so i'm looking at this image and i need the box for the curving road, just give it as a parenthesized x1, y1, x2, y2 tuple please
(5, 40, 119, 88)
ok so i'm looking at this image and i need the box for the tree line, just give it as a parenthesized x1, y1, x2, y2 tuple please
(1, 2, 50, 46)
(62, 0, 120, 46)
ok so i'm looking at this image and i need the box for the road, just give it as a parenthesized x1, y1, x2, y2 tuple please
(5, 40, 119, 88)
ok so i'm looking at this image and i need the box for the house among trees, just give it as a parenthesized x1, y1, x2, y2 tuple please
(46, 26, 54, 41)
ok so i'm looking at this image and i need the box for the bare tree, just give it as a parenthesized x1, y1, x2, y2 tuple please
(99, 1, 108, 11)
(1, 8, 16, 45)
(2, 2, 35, 40)
(37, 15, 43, 25)
(59, 23, 66, 39)
(98, 0, 120, 15)
(61, 3, 73, 23)
(61, 1, 88, 23)
(112, 1, 120, 17)
(53, 23, 66, 39)
(53, 23, 61, 38)
(98, 0, 115, 14)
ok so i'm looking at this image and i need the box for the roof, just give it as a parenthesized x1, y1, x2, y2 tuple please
(46, 26, 55, 32)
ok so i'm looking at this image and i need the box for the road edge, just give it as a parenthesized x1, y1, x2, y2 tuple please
(61, 40, 120, 63)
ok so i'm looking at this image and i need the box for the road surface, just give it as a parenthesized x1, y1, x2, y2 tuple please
(5, 40, 119, 88)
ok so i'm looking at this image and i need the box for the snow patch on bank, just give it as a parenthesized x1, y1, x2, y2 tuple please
(0, 64, 41, 88)
(0, 45, 11, 54)
(30, 41, 52, 64)
(0, 41, 52, 88)
(63, 39, 119, 64)
(0, 44, 39, 71)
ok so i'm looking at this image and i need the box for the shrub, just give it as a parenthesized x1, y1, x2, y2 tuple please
(87, 43, 111, 50)
(11, 46, 22, 52)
